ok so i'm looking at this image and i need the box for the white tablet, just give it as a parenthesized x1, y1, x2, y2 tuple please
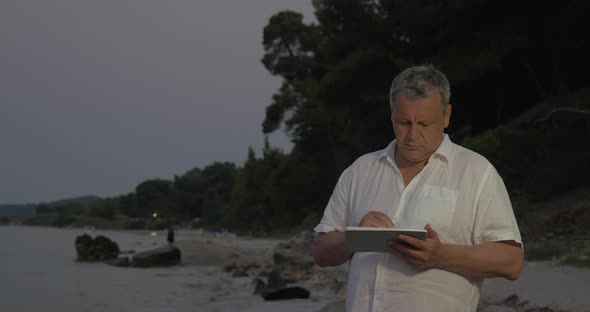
(345, 226, 427, 253)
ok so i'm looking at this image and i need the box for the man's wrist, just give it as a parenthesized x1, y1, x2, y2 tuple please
(434, 242, 450, 269)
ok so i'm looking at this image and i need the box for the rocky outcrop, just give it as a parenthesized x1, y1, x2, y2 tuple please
(534, 107, 590, 128)
(130, 244, 181, 267)
(75, 234, 119, 261)
(272, 231, 315, 282)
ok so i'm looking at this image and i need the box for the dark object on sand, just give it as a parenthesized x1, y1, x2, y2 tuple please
(262, 287, 310, 301)
(261, 271, 310, 301)
(75, 234, 120, 261)
(131, 244, 181, 267)
(167, 227, 175, 243)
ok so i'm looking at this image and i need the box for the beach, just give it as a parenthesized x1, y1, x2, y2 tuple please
(1, 226, 588, 312)
(173, 229, 590, 312)
(0, 226, 345, 312)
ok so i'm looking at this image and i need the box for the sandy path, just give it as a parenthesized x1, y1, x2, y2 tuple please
(173, 229, 279, 267)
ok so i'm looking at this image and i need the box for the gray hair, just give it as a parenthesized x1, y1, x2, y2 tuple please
(389, 65, 451, 112)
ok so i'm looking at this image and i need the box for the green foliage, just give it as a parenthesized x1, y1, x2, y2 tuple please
(24, 213, 128, 229)
(23, 214, 61, 226)
(255, 0, 590, 236)
(23, 213, 77, 228)
(197, 162, 238, 227)
(136, 179, 175, 218)
(525, 240, 569, 261)
(561, 256, 590, 269)
(526, 241, 590, 268)
(0, 204, 35, 219)
(226, 140, 287, 233)
(88, 201, 115, 220)
(148, 218, 172, 230)
(35, 203, 54, 215)
(461, 129, 501, 163)
(25, 2, 590, 239)
(460, 90, 590, 202)
(118, 193, 139, 217)
(48, 196, 102, 207)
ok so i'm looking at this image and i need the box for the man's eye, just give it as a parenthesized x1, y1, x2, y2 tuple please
(419, 123, 431, 127)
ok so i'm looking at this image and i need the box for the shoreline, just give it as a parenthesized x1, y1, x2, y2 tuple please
(5, 225, 590, 311)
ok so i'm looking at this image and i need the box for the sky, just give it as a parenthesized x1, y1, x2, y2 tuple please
(0, 1, 316, 204)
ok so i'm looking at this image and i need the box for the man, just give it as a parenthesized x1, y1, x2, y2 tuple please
(311, 65, 523, 312)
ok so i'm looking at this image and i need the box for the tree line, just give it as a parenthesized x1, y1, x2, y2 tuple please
(33, 0, 590, 233)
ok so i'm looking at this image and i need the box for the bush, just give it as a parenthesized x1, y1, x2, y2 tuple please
(525, 240, 569, 260)
(561, 256, 590, 268)
(461, 129, 502, 162)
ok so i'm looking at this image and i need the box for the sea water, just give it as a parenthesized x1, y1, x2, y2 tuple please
(0, 226, 330, 312)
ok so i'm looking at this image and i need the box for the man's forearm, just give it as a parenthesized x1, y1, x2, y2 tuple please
(311, 231, 353, 267)
(437, 241, 523, 280)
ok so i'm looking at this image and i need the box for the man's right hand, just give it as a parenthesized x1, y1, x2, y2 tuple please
(359, 211, 395, 228)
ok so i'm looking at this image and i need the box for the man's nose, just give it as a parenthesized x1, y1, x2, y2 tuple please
(407, 124, 417, 140)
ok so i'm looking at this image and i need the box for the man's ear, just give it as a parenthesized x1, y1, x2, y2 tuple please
(443, 104, 452, 128)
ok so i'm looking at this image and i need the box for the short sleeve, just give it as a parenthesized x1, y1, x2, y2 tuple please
(313, 168, 351, 233)
(473, 165, 523, 246)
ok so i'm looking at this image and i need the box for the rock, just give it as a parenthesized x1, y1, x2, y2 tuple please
(272, 231, 315, 281)
(75, 234, 120, 261)
(223, 263, 237, 272)
(262, 286, 310, 301)
(107, 257, 130, 267)
(502, 294, 519, 305)
(131, 244, 181, 267)
(266, 271, 287, 290)
(252, 277, 265, 295)
(260, 270, 310, 301)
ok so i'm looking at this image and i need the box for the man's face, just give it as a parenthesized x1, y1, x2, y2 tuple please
(390, 93, 451, 166)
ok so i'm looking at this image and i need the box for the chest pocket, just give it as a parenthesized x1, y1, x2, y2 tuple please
(407, 184, 458, 227)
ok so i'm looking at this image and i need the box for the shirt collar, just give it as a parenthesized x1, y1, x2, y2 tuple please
(376, 133, 452, 165)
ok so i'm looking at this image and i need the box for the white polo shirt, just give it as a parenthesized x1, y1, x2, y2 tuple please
(314, 134, 522, 312)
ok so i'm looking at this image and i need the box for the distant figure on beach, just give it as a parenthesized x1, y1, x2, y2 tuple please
(311, 65, 524, 312)
(167, 227, 175, 244)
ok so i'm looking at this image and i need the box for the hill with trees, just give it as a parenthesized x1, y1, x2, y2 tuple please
(18, 2, 590, 262)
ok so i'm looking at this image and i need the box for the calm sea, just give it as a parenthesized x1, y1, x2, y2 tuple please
(0, 226, 330, 312)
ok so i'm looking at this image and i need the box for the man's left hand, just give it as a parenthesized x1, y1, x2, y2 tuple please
(388, 224, 445, 270)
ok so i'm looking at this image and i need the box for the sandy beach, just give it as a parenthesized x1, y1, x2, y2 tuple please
(174, 229, 278, 267)
(171, 229, 345, 311)
(173, 229, 590, 312)
(481, 261, 590, 311)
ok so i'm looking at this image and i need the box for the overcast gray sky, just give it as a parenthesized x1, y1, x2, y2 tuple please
(0, 1, 315, 204)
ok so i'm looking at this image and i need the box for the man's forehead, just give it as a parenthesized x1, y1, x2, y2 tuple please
(394, 92, 440, 103)
(392, 94, 443, 116)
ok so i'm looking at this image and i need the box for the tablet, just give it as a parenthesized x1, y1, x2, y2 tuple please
(345, 226, 427, 252)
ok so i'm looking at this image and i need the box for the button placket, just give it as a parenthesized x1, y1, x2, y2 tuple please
(391, 157, 436, 226)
